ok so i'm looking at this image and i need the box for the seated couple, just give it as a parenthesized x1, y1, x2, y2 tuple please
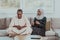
(7, 9, 46, 40)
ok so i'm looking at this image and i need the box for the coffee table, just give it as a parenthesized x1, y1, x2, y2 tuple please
(31, 35, 58, 40)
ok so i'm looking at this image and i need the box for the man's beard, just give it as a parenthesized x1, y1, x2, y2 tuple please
(18, 16, 22, 19)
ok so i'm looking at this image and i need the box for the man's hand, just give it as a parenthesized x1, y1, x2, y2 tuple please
(13, 25, 21, 30)
(21, 23, 27, 29)
(13, 25, 19, 27)
(36, 21, 40, 24)
(22, 23, 26, 27)
(13, 24, 27, 30)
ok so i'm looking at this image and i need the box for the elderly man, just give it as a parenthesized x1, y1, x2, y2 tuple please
(7, 9, 32, 40)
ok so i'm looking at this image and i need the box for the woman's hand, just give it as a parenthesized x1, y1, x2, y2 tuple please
(31, 22, 34, 25)
(36, 21, 40, 24)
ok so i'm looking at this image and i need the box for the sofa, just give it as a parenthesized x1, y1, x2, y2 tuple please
(51, 18, 60, 40)
(0, 17, 58, 40)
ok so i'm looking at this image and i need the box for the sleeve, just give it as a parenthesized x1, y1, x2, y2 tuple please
(9, 18, 15, 28)
(21, 15, 32, 35)
(34, 17, 37, 25)
(34, 17, 36, 22)
(39, 17, 46, 28)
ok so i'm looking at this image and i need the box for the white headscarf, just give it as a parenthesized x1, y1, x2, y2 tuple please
(36, 9, 44, 20)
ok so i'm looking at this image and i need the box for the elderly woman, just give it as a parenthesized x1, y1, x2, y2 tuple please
(31, 9, 46, 36)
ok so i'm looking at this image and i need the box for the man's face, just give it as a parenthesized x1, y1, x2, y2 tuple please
(17, 11, 22, 19)
(37, 10, 41, 16)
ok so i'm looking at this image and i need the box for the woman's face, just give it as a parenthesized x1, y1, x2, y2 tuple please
(37, 9, 42, 16)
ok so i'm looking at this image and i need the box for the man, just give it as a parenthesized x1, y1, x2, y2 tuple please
(7, 9, 32, 40)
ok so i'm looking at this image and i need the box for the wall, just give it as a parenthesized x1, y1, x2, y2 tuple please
(52, 0, 60, 18)
(0, 0, 58, 18)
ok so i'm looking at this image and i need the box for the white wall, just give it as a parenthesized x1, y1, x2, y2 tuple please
(24, 0, 60, 18)
(52, 0, 60, 18)
(0, 0, 59, 18)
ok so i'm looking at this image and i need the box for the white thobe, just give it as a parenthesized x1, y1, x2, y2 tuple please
(7, 14, 32, 40)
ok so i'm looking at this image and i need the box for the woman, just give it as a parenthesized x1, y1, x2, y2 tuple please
(31, 9, 46, 36)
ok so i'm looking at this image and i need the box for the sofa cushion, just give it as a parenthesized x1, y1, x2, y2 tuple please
(54, 29, 60, 37)
(0, 37, 13, 40)
(46, 21, 50, 31)
(45, 31, 55, 36)
(0, 18, 7, 29)
(0, 30, 7, 36)
(46, 18, 51, 31)
(6, 18, 12, 28)
(51, 18, 60, 29)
